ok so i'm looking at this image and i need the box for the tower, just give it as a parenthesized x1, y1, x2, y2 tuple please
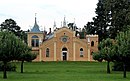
(27, 13, 44, 61)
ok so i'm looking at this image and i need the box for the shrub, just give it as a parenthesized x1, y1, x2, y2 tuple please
(112, 62, 130, 71)
(0, 62, 16, 71)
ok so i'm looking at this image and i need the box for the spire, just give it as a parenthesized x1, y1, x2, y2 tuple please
(44, 26, 46, 31)
(63, 16, 67, 27)
(61, 21, 62, 27)
(35, 13, 37, 24)
(73, 18, 76, 27)
(31, 13, 41, 32)
(53, 21, 56, 29)
(73, 18, 77, 31)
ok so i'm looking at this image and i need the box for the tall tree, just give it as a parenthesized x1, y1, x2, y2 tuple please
(84, 0, 110, 41)
(0, 19, 27, 43)
(0, 31, 25, 79)
(84, 22, 95, 34)
(104, 0, 130, 39)
(85, 0, 130, 41)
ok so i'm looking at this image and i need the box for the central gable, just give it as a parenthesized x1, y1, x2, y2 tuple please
(54, 27, 75, 38)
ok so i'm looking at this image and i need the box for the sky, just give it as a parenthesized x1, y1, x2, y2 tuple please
(0, 0, 98, 32)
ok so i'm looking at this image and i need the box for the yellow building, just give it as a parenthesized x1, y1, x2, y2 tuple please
(27, 17, 98, 61)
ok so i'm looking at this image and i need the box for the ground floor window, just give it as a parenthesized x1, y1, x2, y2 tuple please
(80, 48, 84, 57)
(46, 48, 49, 57)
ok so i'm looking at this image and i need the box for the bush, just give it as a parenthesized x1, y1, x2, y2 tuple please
(112, 62, 130, 71)
(0, 62, 16, 71)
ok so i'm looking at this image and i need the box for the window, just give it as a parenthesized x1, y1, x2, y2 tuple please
(31, 35, 39, 47)
(80, 48, 84, 57)
(91, 41, 94, 47)
(91, 51, 93, 55)
(46, 48, 49, 57)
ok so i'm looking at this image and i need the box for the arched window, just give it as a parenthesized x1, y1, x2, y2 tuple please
(31, 35, 39, 47)
(91, 41, 94, 47)
(46, 48, 49, 57)
(80, 48, 84, 57)
(32, 35, 39, 38)
(62, 47, 67, 51)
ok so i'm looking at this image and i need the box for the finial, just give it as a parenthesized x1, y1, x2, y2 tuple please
(61, 21, 62, 27)
(63, 15, 66, 27)
(53, 21, 56, 27)
(74, 18, 75, 24)
(35, 13, 37, 24)
(35, 13, 37, 17)
(53, 20, 56, 30)
(44, 26, 46, 31)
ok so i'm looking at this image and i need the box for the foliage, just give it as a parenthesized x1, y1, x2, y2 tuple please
(112, 30, 130, 78)
(17, 44, 37, 73)
(0, 19, 27, 43)
(0, 31, 28, 79)
(105, 0, 130, 39)
(0, 31, 24, 61)
(112, 62, 130, 71)
(84, 0, 110, 41)
(84, 0, 130, 41)
(0, 62, 16, 71)
(93, 38, 114, 73)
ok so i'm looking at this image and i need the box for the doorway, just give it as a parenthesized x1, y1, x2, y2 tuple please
(62, 47, 67, 61)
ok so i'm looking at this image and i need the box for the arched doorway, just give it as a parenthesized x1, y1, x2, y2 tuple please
(62, 47, 67, 61)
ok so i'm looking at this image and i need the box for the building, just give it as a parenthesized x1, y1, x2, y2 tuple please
(27, 16, 98, 61)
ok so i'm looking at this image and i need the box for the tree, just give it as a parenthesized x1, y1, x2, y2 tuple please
(0, 31, 25, 79)
(84, 22, 95, 34)
(113, 29, 130, 78)
(0, 19, 27, 43)
(18, 45, 37, 73)
(85, 0, 130, 41)
(104, 0, 130, 39)
(93, 38, 114, 73)
(84, 0, 110, 41)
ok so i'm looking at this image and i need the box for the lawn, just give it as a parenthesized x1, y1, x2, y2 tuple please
(0, 61, 130, 81)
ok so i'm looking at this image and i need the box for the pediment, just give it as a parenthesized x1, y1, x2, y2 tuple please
(54, 27, 75, 37)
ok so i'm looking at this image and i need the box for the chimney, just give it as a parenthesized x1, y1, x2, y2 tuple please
(49, 28, 51, 33)
(48, 28, 51, 34)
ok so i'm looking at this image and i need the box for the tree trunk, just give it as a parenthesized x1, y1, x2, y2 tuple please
(123, 63, 126, 78)
(21, 60, 24, 73)
(3, 61, 7, 79)
(107, 61, 110, 74)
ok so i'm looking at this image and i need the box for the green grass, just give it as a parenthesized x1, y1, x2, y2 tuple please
(0, 61, 130, 81)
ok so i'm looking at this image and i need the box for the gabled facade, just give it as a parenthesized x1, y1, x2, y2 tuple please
(27, 17, 98, 61)
(39, 27, 98, 61)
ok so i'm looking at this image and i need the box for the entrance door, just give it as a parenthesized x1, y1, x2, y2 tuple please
(63, 52, 67, 61)
(62, 47, 67, 61)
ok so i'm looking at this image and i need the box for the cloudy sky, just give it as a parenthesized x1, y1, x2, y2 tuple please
(0, 0, 98, 31)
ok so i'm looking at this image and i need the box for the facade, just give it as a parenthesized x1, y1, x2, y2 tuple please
(27, 17, 98, 61)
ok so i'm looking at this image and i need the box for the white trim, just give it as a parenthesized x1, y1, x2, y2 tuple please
(54, 42, 56, 61)
(73, 42, 76, 61)
(39, 49, 42, 61)
(88, 48, 90, 61)
(61, 45, 69, 61)
(62, 51, 68, 61)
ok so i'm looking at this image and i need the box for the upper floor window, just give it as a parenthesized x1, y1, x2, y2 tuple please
(91, 41, 94, 47)
(46, 48, 50, 57)
(80, 48, 84, 57)
(31, 35, 39, 47)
